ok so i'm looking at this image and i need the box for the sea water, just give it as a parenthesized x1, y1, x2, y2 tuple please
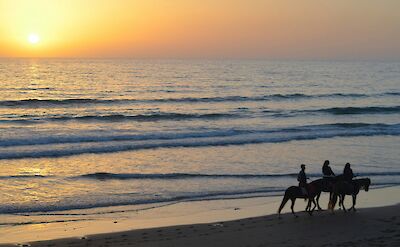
(0, 59, 399, 215)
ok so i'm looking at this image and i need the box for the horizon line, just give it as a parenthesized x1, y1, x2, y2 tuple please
(1, 56, 399, 63)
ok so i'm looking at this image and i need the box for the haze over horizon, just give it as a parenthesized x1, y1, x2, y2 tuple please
(1, 0, 400, 59)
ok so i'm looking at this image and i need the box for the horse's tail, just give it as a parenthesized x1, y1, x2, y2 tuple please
(328, 193, 337, 212)
(278, 190, 290, 216)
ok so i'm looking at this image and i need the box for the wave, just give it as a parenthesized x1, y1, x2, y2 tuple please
(0, 187, 284, 214)
(2, 105, 400, 124)
(0, 98, 100, 107)
(0, 219, 91, 227)
(52, 113, 233, 122)
(0, 112, 236, 123)
(0, 123, 398, 148)
(0, 174, 48, 180)
(313, 106, 400, 115)
(76, 171, 400, 180)
(2, 170, 399, 181)
(77, 172, 298, 180)
(0, 180, 397, 214)
(0, 129, 248, 147)
(384, 92, 400, 96)
(0, 92, 396, 107)
(0, 123, 398, 159)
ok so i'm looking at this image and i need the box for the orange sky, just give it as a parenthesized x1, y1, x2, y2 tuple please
(0, 0, 399, 59)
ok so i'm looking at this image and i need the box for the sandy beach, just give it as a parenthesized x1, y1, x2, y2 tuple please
(16, 205, 400, 247)
(1, 186, 399, 247)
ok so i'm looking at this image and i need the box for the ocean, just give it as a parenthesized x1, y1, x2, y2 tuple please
(0, 59, 399, 215)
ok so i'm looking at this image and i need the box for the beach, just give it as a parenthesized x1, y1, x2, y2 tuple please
(19, 205, 399, 247)
(1, 186, 399, 246)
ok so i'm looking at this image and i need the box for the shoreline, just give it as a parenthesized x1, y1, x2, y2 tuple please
(0, 185, 399, 246)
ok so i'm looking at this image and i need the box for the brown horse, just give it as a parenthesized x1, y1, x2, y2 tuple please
(315, 174, 345, 210)
(328, 178, 371, 212)
(278, 179, 323, 218)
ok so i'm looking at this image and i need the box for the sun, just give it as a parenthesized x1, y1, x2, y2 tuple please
(28, 34, 40, 44)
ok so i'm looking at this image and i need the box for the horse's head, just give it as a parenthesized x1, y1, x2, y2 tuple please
(361, 178, 371, 191)
(364, 178, 371, 191)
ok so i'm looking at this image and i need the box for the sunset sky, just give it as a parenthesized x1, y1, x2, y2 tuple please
(1, 0, 399, 59)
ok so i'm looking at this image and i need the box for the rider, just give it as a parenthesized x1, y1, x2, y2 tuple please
(322, 160, 335, 177)
(297, 164, 308, 196)
(322, 160, 335, 188)
(343, 162, 354, 182)
(343, 162, 355, 191)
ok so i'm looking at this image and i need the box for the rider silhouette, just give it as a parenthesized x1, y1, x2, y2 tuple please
(343, 162, 354, 182)
(297, 164, 308, 196)
(343, 162, 355, 191)
(322, 160, 335, 189)
(322, 160, 335, 177)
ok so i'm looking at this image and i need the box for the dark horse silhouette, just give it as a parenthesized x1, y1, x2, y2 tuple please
(328, 178, 371, 212)
(278, 179, 323, 218)
(315, 174, 345, 210)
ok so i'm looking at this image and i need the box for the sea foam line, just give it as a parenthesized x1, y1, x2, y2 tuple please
(0, 92, 398, 107)
(2, 171, 399, 180)
(1, 105, 399, 124)
(0, 123, 399, 159)
(0, 123, 398, 148)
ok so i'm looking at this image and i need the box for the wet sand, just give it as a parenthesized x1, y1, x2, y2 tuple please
(1, 205, 398, 247)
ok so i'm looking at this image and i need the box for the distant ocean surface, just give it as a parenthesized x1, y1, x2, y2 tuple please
(0, 59, 399, 214)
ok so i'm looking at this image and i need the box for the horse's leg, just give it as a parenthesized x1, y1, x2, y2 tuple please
(341, 195, 347, 212)
(290, 198, 298, 218)
(305, 199, 309, 212)
(316, 192, 322, 210)
(310, 198, 317, 215)
(278, 194, 290, 218)
(328, 192, 334, 209)
(312, 198, 317, 212)
(306, 199, 313, 215)
(328, 192, 333, 210)
(350, 194, 357, 211)
(329, 194, 337, 214)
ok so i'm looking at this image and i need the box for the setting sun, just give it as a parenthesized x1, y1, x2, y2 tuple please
(28, 34, 40, 44)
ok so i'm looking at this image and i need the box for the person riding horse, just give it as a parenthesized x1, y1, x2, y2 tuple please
(297, 164, 308, 196)
(322, 160, 336, 189)
(343, 162, 354, 181)
(322, 160, 335, 177)
(343, 162, 355, 189)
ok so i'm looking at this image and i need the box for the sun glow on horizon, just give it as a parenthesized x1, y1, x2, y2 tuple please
(0, 0, 399, 59)
(28, 34, 40, 44)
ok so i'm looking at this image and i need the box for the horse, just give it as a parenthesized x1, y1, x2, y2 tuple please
(278, 179, 323, 218)
(328, 178, 371, 212)
(315, 174, 345, 210)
